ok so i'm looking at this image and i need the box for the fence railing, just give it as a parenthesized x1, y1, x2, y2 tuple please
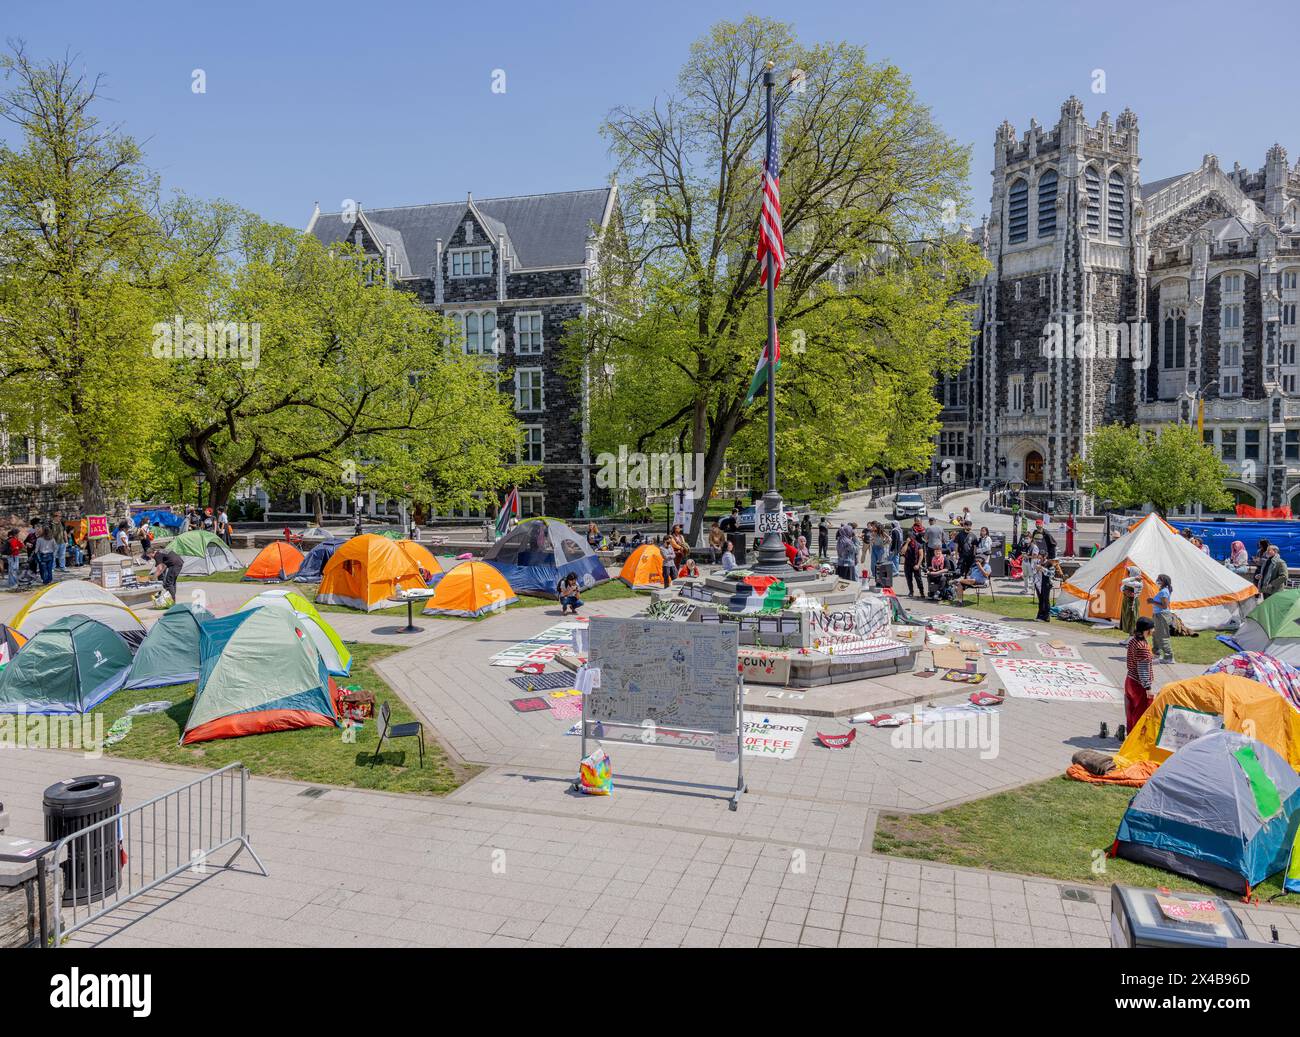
(13, 763, 265, 947)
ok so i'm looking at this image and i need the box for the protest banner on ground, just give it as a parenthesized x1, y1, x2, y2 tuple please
(741, 713, 808, 760)
(989, 657, 1121, 702)
(490, 621, 586, 667)
(929, 614, 1034, 643)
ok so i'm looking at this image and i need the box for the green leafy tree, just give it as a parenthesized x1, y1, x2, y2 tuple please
(161, 217, 530, 513)
(0, 44, 232, 539)
(567, 16, 985, 539)
(1077, 423, 1233, 517)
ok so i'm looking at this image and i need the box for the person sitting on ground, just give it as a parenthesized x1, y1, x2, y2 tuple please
(585, 521, 601, 548)
(955, 552, 992, 604)
(1226, 539, 1250, 575)
(719, 540, 737, 573)
(708, 520, 726, 564)
(678, 557, 701, 580)
(557, 573, 583, 615)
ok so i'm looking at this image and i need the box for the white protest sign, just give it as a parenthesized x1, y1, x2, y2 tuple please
(990, 657, 1121, 702)
(1154, 705, 1224, 753)
(741, 713, 808, 760)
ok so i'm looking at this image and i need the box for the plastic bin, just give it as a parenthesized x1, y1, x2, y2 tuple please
(43, 774, 122, 904)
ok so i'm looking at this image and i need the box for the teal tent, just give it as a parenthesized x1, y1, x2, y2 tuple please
(123, 602, 215, 690)
(1114, 730, 1300, 895)
(0, 616, 133, 713)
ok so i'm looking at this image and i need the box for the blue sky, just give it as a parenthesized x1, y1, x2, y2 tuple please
(4, 0, 1296, 229)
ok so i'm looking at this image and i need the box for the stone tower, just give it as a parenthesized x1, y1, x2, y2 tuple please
(976, 97, 1143, 493)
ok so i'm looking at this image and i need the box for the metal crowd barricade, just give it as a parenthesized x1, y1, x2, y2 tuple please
(48, 762, 266, 945)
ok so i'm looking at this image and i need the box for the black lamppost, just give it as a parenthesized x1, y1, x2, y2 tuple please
(353, 471, 365, 538)
(196, 472, 205, 511)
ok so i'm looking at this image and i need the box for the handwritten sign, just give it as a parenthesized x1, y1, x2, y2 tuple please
(742, 713, 807, 760)
(87, 515, 110, 540)
(990, 657, 1121, 702)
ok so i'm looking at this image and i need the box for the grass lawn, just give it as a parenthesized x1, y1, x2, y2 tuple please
(874, 776, 1297, 904)
(92, 643, 477, 795)
(179, 570, 254, 584)
(958, 589, 1235, 667)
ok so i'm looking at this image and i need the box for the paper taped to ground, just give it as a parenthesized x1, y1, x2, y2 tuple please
(990, 657, 1122, 702)
(741, 713, 808, 760)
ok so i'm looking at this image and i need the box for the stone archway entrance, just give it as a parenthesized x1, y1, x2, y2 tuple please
(1024, 450, 1045, 487)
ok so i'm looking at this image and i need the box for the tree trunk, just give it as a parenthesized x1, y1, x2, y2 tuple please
(79, 460, 111, 559)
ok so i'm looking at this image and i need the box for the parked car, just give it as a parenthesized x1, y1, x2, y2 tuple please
(893, 492, 928, 520)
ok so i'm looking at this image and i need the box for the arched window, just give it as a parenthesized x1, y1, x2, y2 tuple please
(1037, 169, 1057, 238)
(1007, 178, 1028, 243)
(1107, 170, 1126, 239)
(1084, 166, 1101, 235)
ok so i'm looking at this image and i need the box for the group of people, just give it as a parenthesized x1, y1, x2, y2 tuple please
(4, 512, 84, 588)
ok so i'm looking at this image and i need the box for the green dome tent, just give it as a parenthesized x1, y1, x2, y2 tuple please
(236, 589, 351, 676)
(1233, 589, 1300, 665)
(0, 616, 133, 714)
(171, 530, 241, 576)
(123, 602, 215, 690)
(181, 607, 338, 744)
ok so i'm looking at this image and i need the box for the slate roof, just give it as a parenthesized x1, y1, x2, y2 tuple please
(1139, 172, 1189, 199)
(308, 188, 613, 276)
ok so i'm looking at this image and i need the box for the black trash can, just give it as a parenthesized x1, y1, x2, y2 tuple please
(43, 775, 122, 904)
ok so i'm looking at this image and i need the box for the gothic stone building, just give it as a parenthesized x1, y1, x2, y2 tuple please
(936, 97, 1300, 511)
(305, 187, 619, 520)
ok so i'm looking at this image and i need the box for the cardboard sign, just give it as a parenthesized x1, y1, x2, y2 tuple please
(1156, 896, 1224, 926)
(738, 650, 793, 685)
(1036, 642, 1081, 660)
(1155, 705, 1224, 754)
(87, 515, 110, 540)
(990, 657, 1121, 702)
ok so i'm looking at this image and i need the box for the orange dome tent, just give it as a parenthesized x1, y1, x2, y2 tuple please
(392, 540, 442, 584)
(618, 543, 666, 591)
(423, 561, 517, 618)
(243, 541, 305, 582)
(316, 534, 425, 611)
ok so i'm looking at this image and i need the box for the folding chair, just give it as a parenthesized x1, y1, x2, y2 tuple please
(972, 577, 996, 605)
(370, 701, 425, 768)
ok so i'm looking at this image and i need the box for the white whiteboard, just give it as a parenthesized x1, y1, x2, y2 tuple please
(586, 618, 739, 735)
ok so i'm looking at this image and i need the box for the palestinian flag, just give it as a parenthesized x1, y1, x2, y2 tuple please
(495, 486, 519, 538)
(745, 330, 781, 405)
(727, 577, 788, 613)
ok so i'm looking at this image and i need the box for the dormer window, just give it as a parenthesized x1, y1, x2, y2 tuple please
(449, 247, 493, 278)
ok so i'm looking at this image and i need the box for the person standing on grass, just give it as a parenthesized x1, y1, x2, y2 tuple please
(1258, 545, 1288, 598)
(1119, 565, 1143, 635)
(1147, 574, 1174, 663)
(1033, 547, 1053, 622)
(1124, 617, 1156, 735)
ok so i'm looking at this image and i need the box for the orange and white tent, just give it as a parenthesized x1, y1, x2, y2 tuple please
(423, 561, 517, 617)
(316, 534, 426, 611)
(617, 543, 666, 591)
(243, 541, 304, 582)
(1058, 513, 1256, 629)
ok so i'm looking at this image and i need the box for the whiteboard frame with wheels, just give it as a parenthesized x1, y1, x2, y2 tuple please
(575, 617, 747, 810)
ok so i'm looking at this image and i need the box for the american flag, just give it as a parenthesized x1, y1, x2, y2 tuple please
(757, 124, 785, 287)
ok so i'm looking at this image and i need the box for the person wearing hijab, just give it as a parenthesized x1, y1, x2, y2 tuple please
(1119, 564, 1143, 635)
(1227, 540, 1250, 574)
(794, 535, 809, 569)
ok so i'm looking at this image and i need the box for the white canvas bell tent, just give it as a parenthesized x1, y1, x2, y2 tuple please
(1057, 513, 1256, 630)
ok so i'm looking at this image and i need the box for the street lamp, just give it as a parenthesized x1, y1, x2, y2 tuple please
(1189, 379, 1218, 438)
(353, 470, 365, 538)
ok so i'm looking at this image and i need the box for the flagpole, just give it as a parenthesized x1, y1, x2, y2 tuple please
(753, 62, 792, 575)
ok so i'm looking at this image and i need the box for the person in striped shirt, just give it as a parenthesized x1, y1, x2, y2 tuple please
(1124, 617, 1156, 734)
